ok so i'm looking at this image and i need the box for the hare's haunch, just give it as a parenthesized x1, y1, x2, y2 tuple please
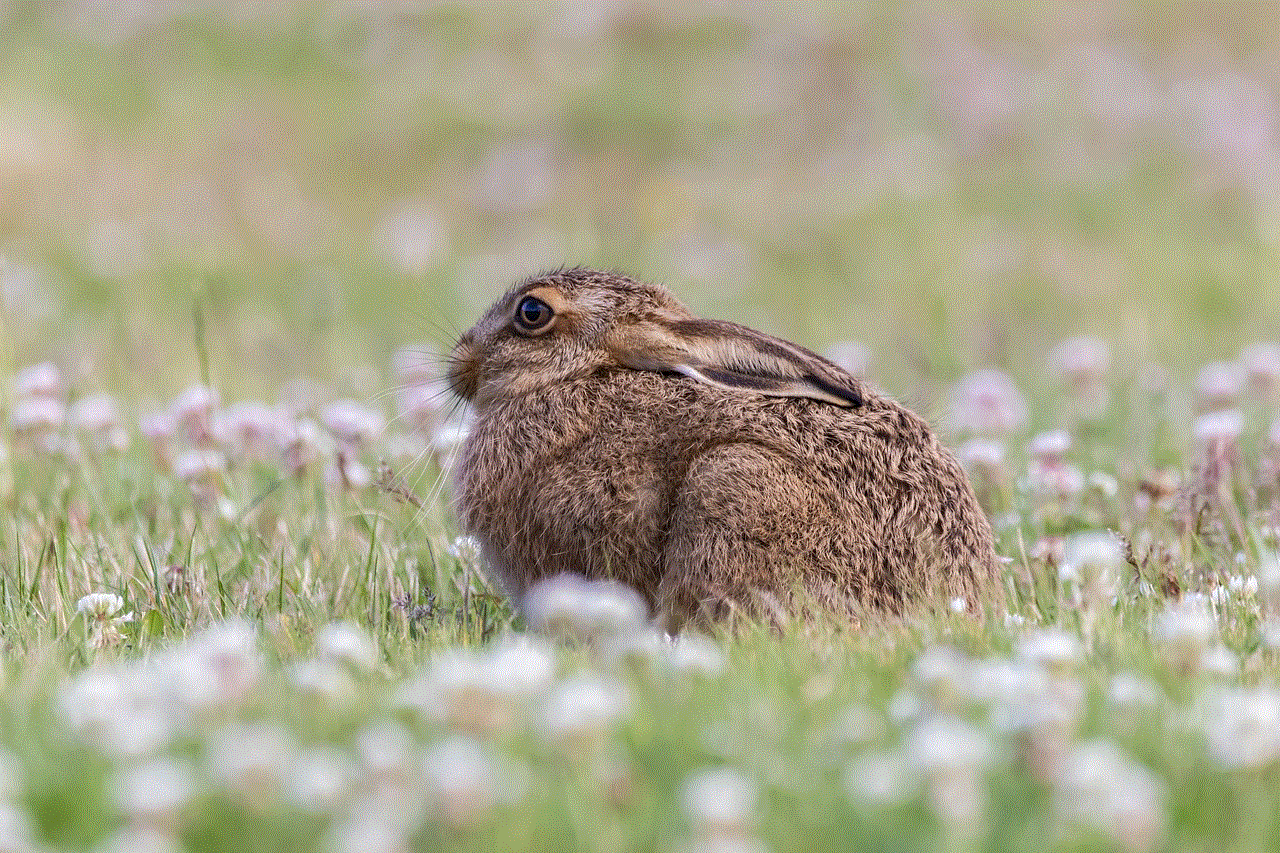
(448, 267, 998, 626)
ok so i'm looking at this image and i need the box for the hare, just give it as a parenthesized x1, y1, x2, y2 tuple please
(448, 267, 999, 627)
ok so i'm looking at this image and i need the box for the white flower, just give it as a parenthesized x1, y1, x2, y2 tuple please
(290, 660, 357, 705)
(542, 674, 631, 743)
(681, 767, 757, 835)
(399, 637, 556, 732)
(524, 574, 648, 642)
(906, 716, 995, 775)
(956, 438, 1006, 472)
(845, 750, 918, 807)
(317, 622, 380, 672)
(1196, 361, 1244, 408)
(1055, 740, 1165, 852)
(1199, 687, 1280, 769)
(422, 736, 499, 827)
(12, 361, 61, 398)
(670, 634, 726, 677)
(1151, 600, 1217, 668)
(321, 400, 385, 446)
(1193, 409, 1244, 447)
(206, 724, 295, 802)
(9, 396, 65, 432)
(1059, 531, 1126, 602)
(1027, 430, 1071, 462)
(1106, 673, 1164, 710)
(1016, 629, 1082, 668)
(949, 369, 1027, 436)
(1048, 337, 1110, 384)
(1240, 342, 1280, 388)
(76, 592, 133, 649)
(287, 747, 355, 813)
(77, 592, 126, 620)
(111, 758, 195, 826)
(1199, 645, 1239, 678)
(173, 449, 226, 482)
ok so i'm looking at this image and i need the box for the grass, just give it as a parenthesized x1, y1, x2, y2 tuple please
(2, 3, 1280, 852)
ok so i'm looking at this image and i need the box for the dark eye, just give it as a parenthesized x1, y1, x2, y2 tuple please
(514, 296, 554, 333)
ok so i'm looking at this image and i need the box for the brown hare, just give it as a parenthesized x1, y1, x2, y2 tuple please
(448, 267, 999, 627)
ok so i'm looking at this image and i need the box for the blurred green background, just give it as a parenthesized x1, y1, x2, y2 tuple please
(1, 1, 1277, 410)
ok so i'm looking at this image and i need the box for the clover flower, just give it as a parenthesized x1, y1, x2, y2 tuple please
(681, 767, 757, 836)
(1195, 361, 1244, 410)
(1055, 740, 1166, 852)
(541, 674, 632, 744)
(76, 592, 133, 649)
(524, 574, 648, 643)
(317, 621, 381, 672)
(421, 736, 501, 827)
(1199, 687, 1280, 769)
(949, 369, 1027, 437)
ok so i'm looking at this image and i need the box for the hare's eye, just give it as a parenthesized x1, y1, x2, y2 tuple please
(514, 296, 554, 334)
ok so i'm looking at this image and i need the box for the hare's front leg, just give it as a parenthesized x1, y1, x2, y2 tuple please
(657, 445, 809, 629)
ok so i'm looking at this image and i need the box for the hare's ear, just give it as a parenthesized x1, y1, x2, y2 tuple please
(607, 318, 864, 407)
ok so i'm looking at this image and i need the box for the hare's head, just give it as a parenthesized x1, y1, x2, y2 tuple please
(449, 267, 863, 410)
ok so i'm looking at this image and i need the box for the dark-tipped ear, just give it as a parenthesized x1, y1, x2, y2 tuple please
(607, 318, 864, 407)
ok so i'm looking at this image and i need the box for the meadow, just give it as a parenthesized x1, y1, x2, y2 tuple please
(2, 3, 1280, 852)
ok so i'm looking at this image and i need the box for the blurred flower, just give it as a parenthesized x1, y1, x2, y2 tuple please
(1199, 645, 1239, 678)
(1198, 687, 1280, 769)
(290, 659, 357, 706)
(70, 393, 129, 452)
(164, 619, 262, 712)
(1055, 740, 1165, 852)
(1195, 362, 1244, 411)
(111, 758, 195, 828)
(669, 634, 726, 677)
(400, 636, 556, 733)
(422, 735, 500, 827)
(356, 722, 420, 791)
(1106, 673, 1164, 710)
(906, 716, 995, 832)
(1048, 336, 1110, 417)
(1059, 531, 1126, 606)
(948, 369, 1027, 437)
(173, 449, 226, 483)
(1048, 336, 1110, 385)
(845, 749, 917, 807)
(11, 361, 61, 398)
(287, 747, 356, 813)
(213, 401, 288, 461)
(322, 400, 386, 447)
(524, 574, 648, 643)
(1151, 599, 1217, 670)
(956, 438, 1006, 473)
(1027, 430, 1070, 463)
(170, 384, 221, 443)
(542, 674, 631, 744)
(681, 767, 757, 835)
(1259, 552, 1280, 612)
(9, 396, 65, 433)
(317, 621, 380, 672)
(0, 804, 36, 853)
(206, 723, 295, 805)
(277, 417, 327, 475)
(1016, 629, 1082, 669)
(1240, 342, 1280, 398)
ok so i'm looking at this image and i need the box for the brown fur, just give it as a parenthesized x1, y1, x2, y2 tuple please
(449, 267, 999, 627)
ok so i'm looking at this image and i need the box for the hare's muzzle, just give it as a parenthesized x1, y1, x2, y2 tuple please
(447, 333, 480, 402)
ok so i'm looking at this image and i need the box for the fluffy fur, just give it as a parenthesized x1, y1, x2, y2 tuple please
(449, 267, 999, 626)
